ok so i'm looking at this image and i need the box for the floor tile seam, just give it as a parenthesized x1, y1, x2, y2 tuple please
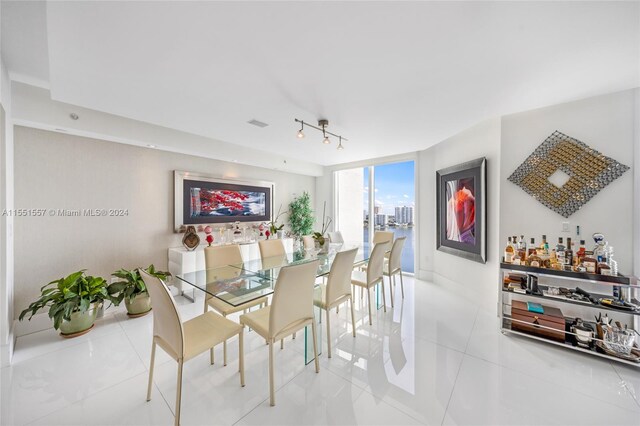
(350, 381, 428, 426)
(462, 351, 640, 414)
(462, 306, 481, 354)
(21, 370, 152, 426)
(229, 360, 310, 425)
(439, 349, 465, 426)
(610, 361, 640, 408)
(10, 324, 128, 367)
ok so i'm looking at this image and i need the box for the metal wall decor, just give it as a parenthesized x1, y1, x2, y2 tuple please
(508, 131, 629, 218)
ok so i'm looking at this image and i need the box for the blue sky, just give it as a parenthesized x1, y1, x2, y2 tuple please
(364, 161, 415, 215)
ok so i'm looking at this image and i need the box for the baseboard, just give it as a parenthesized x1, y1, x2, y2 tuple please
(0, 332, 14, 367)
(417, 269, 433, 281)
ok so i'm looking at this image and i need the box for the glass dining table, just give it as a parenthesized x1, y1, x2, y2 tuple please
(176, 242, 382, 364)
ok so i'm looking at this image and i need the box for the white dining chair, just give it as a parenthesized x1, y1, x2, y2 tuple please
(239, 260, 320, 406)
(141, 269, 244, 426)
(327, 231, 345, 244)
(313, 248, 358, 357)
(258, 238, 286, 258)
(384, 236, 406, 307)
(373, 231, 394, 245)
(204, 244, 268, 365)
(351, 242, 389, 325)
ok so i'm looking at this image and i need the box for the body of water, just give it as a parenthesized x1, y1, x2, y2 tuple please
(364, 226, 415, 273)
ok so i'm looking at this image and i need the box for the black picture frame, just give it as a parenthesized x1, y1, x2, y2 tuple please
(436, 157, 486, 263)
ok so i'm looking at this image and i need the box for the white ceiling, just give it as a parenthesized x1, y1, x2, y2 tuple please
(2, 1, 639, 166)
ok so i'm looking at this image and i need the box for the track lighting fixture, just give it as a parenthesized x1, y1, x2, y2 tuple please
(294, 118, 347, 150)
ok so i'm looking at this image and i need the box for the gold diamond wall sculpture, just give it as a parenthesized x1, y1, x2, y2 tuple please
(508, 131, 629, 218)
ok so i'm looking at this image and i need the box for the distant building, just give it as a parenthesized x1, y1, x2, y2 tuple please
(374, 214, 387, 227)
(374, 206, 381, 215)
(395, 206, 414, 225)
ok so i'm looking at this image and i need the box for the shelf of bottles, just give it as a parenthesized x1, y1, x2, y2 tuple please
(499, 233, 639, 367)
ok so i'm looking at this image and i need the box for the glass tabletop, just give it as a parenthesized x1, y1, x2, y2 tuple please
(176, 242, 374, 307)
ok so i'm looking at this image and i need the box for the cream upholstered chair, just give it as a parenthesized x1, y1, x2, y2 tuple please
(302, 235, 315, 250)
(313, 248, 358, 357)
(141, 269, 244, 426)
(327, 231, 344, 244)
(240, 260, 320, 406)
(373, 231, 394, 245)
(384, 237, 407, 307)
(351, 242, 389, 325)
(204, 244, 268, 366)
(258, 238, 286, 258)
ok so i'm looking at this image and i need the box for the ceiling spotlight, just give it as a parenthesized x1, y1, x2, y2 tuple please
(69, 113, 79, 120)
(337, 137, 344, 150)
(293, 118, 347, 149)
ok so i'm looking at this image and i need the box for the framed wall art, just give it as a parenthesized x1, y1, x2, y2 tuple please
(436, 157, 486, 263)
(174, 171, 274, 231)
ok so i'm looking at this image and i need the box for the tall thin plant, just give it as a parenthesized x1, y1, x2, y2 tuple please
(288, 191, 314, 237)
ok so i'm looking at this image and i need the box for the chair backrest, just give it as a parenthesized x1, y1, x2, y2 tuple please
(204, 244, 243, 269)
(367, 241, 388, 286)
(327, 231, 344, 244)
(388, 237, 406, 272)
(269, 260, 319, 339)
(373, 231, 394, 245)
(302, 235, 315, 249)
(325, 248, 358, 305)
(140, 269, 184, 359)
(258, 239, 286, 259)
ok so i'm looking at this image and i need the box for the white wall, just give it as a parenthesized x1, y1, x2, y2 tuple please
(418, 118, 502, 310)
(12, 127, 316, 331)
(335, 168, 364, 244)
(11, 82, 324, 177)
(0, 55, 15, 365)
(500, 89, 637, 275)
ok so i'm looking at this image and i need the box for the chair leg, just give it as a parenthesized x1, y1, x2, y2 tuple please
(293, 332, 296, 339)
(239, 329, 245, 386)
(146, 341, 156, 401)
(389, 275, 395, 308)
(269, 342, 275, 406)
(367, 287, 373, 325)
(336, 305, 339, 314)
(281, 339, 284, 349)
(326, 308, 332, 358)
(175, 359, 184, 426)
(311, 320, 320, 373)
(223, 313, 228, 366)
(381, 279, 387, 313)
(400, 270, 405, 298)
(350, 297, 356, 337)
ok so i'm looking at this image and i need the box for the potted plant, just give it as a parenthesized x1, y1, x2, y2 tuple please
(19, 270, 111, 337)
(289, 192, 314, 248)
(269, 204, 287, 239)
(107, 264, 171, 317)
(313, 201, 333, 253)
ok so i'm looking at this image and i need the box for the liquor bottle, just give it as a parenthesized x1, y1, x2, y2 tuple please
(565, 237, 573, 269)
(582, 251, 597, 273)
(537, 235, 547, 256)
(504, 236, 515, 263)
(527, 237, 537, 257)
(556, 237, 565, 265)
(517, 235, 527, 261)
(576, 240, 586, 262)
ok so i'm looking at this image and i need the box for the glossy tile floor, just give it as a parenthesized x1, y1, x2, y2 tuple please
(2, 276, 640, 425)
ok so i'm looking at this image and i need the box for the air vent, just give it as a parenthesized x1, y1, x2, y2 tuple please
(247, 119, 269, 128)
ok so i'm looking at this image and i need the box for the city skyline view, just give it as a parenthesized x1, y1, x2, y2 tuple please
(363, 161, 415, 216)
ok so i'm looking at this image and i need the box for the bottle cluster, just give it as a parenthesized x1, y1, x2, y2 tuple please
(503, 233, 618, 276)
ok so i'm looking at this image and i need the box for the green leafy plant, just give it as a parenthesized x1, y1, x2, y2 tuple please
(107, 264, 170, 305)
(269, 204, 287, 235)
(312, 201, 333, 246)
(288, 191, 314, 237)
(19, 271, 110, 330)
